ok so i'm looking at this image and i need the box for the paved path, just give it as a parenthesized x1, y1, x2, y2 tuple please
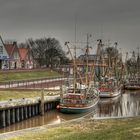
(0, 77, 70, 89)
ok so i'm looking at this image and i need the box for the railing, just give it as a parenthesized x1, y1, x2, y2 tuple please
(0, 75, 87, 89)
(0, 76, 66, 89)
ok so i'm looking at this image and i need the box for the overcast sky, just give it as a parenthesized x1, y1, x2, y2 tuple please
(0, 0, 140, 56)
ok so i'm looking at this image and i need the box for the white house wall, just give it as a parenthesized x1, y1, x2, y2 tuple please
(0, 39, 9, 59)
(1, 60, 9, 69)
(0, 38, 9, 69)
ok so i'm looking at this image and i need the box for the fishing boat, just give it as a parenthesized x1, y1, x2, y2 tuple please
(124, 77, 140, 90)
(99, 94, 121, 104)
(95, 40, 122, 98)
(57, 82, 99, 113)
(124, 50, 140, 90)
(99, 78, 121, 98)
(57, 35, 100, 113)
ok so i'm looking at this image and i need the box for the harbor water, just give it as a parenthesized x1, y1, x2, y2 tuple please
(0, 90, 139, 133)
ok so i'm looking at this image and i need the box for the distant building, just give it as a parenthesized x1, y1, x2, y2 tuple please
(4, 41, 20, 69)
(18, 47, 33, 69)
(0, 36, 9, 69)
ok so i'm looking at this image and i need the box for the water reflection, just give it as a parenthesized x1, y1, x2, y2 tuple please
(0, 110, 88, 133)
(95, 90, 140, 117)
(0, 90, 140, 133)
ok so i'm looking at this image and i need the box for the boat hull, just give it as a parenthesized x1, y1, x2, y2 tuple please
(124, 85, 140, 90)
(99, 95, 121, 104)
(59, 98, 99, 114)
(99, 90, 121, 98)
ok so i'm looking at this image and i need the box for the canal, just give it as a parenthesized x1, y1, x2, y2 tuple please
(0, 90, 140, 133)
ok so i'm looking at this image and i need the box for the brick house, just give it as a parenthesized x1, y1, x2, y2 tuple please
(4, 41, 20, 69)
(18, 47, 33, 69)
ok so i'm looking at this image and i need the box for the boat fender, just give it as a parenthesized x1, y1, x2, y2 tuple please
(56, 105, 60, 109)
(80, 94, 84, 99)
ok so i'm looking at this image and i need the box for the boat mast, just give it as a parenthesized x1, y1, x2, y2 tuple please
(98, 39, 105, 77)
(125, 52, 128, 79)
(132, 51, 136, 78)
(85, 34, 92, 85)
(107, 40, 112, 78)
(73, 15, 77, 92)
(137, 47, 140, 77)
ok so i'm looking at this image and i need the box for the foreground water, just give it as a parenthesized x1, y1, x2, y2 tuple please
(0, 90, 139, 133)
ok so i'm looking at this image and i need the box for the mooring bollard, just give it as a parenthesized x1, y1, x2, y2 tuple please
(39, 89, 45, 115)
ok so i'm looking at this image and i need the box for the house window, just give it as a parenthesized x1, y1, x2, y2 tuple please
(21, 60, 25, 68)
(0, 46, 3, 54)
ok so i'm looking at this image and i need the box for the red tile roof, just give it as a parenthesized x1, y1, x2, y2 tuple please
(18, 48, 29, 60)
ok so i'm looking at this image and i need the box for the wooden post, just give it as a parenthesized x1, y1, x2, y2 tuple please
(11, 108, 15, 124)
(15, 108, 20, 122)
(20, 107, 24, 120)
(28, 106, 31, 117)
(39, 89, 44, 116)
(24, 106, 28, 119)
(32, 105, 35, 116)
(6, 109, 11, 126)
(0, 110, 6, 128)
(35, 104, 39, 115)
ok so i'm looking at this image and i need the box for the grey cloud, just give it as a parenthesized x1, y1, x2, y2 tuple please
(0, 0, 140, 53)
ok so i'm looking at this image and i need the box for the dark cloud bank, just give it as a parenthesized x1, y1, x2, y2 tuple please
(0, 0, 140, 55)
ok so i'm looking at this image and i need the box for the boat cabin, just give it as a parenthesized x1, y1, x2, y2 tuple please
(61, 92, 86, 104)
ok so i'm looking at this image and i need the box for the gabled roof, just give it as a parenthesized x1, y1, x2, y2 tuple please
(4, 42, 17, 58)
(18, 48, 29, 60)
(0, 36, 9, 58)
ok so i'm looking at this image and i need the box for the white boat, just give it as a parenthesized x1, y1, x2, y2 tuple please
(124, 78, 140, 90)
(99, 78, 121, 98)
(99, 88, 121, 98)
(94, 40, 122, 98)
(99, 94, 121, 104)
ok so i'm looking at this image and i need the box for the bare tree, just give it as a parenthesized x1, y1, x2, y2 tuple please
(44, 38, 66, 68)
(27, 37, 68, 68)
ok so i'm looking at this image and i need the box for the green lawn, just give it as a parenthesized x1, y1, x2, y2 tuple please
(0, 90, 59, 101)
(8, 117, 140, 140)
(0, 69, 62, 82)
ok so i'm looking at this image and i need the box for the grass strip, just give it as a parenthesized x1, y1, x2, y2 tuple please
(7, 117, 140, 140)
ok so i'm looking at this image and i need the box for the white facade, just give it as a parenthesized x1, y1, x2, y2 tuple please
(0, 38, 9, 69)
(0, 39, 9, 59)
